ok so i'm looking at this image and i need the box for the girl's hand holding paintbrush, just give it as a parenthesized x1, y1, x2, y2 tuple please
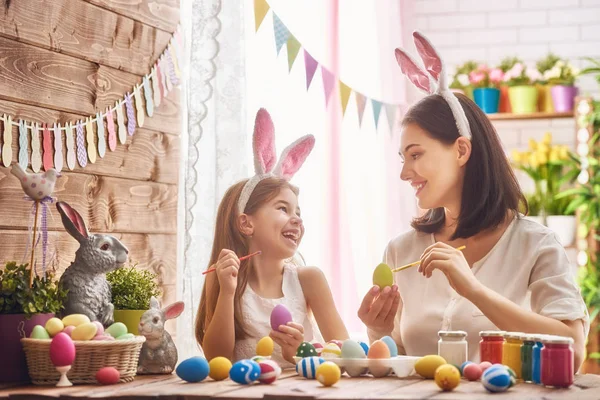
(203, 250, 262, 296)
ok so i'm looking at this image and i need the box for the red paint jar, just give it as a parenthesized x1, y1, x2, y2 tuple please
(541, 335, 574, 388)
(479, 331, 505, 364)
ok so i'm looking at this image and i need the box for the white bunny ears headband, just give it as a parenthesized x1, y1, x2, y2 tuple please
(395, 31, 471, 140)
(238, 108, 315, 214)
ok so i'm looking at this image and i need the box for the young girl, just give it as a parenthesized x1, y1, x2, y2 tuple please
(196, 109, 348, 367)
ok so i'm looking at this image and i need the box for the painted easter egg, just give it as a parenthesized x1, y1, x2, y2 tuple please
(482, 365, 511, 393)
(92, 321, 104, 336)
(435, 364, 461, 391)
(251, 356, 267, 363)
(479, 361, 492, 372)
(341, 340, 366, 359)
(270, 304, 292, 331)
(358, 341, 369, 355)
(367, 340, 390, 359)
(316, 361, 341, 387)
(460, 361, 473, 375)
(61, 314, 90, 327)
(93, 334, 115, 341)
(229, 360, 260, 384)
(30, 325, 50, 339)
(256, 336, 274, 357)
(176, 357, 210, 383)
(505, 366, 517, 387)
(45, 318, 64, 337)
(381, 336, 398, 357)
(258, 360, 281, 384)
(463, 363, 483, 381)
(116, 333, 135, 340)
(105, 322, 128, 338)
(296, 356, 325, 379)
(372, 263, 393, 288)
(312, 342, 324, 356)
(296, 341, 318, 358)
(327, 339, 344, 349)
(209, 357, 232, 381)
(71, 322, 98, 341)
(49, 333, 76, 367)
(321, 343, 342, 359)
(62, 325, 76, 337)
(96, 367, 120, 385)
(414, 355, 446, 379)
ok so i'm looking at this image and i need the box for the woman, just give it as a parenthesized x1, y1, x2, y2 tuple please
(358, 32, 589, 369)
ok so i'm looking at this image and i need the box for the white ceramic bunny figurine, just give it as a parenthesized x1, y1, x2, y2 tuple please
(137, 296, 185, 374)
(57, 201, 129, 326)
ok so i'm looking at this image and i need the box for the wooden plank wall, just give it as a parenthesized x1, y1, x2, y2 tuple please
(0, 0, 181, 334)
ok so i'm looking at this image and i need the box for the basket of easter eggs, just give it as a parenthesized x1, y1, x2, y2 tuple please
(21, 314, 145, 385)
(293, 338, 419, 379)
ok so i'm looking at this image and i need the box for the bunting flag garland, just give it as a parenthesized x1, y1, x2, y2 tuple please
(0, 25, 183, 173)
(255, 4, 401, 132)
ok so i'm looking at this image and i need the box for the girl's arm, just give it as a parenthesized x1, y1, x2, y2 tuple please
(298, 267, 349, 342)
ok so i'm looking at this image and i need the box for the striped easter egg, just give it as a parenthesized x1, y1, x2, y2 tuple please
(482, 365, 511, 393)
(258, 360, 281, 384)
(229, 360, 260, 385)
(296, 356, 325, 379)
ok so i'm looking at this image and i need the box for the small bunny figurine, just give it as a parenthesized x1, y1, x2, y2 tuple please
(137, 296, 185, 374)
(57, 201, 129, 326)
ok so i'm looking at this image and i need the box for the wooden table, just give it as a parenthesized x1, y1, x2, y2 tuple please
(1, 372, 599, 400)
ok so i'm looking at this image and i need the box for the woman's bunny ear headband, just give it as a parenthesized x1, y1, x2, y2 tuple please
(238, 108, 315, 214)
(395, 31, 471, 140)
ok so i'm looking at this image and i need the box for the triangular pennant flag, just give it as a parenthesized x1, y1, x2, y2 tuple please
(339, 81, 352, 115)
(356, 93, 367, 126)
(385, 103, 397, 133)
(254, 0, 270, 31)
(304, 50, 318, 90)
(273, 14, 290, 55)
(286, 34, 301, 72)
(321, 67, 336, 107)
(372, 99, 383, 129)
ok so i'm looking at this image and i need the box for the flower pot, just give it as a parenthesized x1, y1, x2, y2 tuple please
(546, 215, 577, 247)
(473, 88, 500, 114)
(499, 85, 511, 113)
(508, 86, 538, 114)
(0, 313, 54, 383)
(551, 85, 578, 113)
(113, 309, 146, 335)
(537, 84, 554, 113)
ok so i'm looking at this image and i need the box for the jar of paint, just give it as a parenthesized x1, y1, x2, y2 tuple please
(438, 330, 468, 367)
(479, 330, 505, 364)
(502, 332, 523, 379)
(541, 335, 574, 388)
(532, 335, 546, 385)
(520, 334, 536, 382)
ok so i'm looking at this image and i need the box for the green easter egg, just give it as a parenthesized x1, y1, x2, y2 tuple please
(296, 341, 318, 358)
(30, 325, 50, 339)
(372, 263, 394, 288)
(105, 322, 128, 338)
(117, 333, 135, 340)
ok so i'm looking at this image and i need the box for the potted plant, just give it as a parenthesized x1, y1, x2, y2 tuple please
(449, 60, 478, 100)
(544, 60, 580, 113)
(469, 64, 504, 114)
(536, 53, 562, 113)
(498, 56, 523, 113)
(520, 192, 543, 224)
(503, 62, 542, 114)
(107, 263, 161, 335)
(0, 262, 67, 383)
(578, 254, 600, 373)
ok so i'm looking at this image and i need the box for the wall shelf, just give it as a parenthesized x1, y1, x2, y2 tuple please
(487, 111, 574, 121)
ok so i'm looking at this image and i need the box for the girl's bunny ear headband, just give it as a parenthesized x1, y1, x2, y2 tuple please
(238, 108, 316, 214)
(395, 31, 471, 140)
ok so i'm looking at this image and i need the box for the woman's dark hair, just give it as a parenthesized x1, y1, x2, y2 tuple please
(402, 93, 526, 240)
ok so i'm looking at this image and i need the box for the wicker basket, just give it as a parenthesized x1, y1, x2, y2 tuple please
(21, 336, 145, 385)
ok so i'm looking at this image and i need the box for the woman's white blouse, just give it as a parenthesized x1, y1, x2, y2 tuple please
(373, 217, 589, 362)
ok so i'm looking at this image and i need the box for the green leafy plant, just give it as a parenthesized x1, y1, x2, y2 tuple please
(0, 262, 67, 318)
(499, 56, 523, 73)
(581, 57, 600, 86)
(107, 263, 161, 310)
(536, 53, 562, 82)
(450, 60, 478, 90)
(521, 193, 542, 216)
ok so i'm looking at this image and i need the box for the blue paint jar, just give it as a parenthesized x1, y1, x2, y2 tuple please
(532, 335, 545, 384)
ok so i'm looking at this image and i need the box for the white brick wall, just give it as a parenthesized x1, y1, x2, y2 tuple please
(408, 0, 600, 191)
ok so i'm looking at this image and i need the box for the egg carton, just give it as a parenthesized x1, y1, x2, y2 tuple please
(294, 356, 419, 378)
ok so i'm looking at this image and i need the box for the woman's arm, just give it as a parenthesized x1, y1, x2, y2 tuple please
(298, 267, 349, 342)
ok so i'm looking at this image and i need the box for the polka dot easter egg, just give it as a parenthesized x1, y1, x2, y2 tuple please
(176, 357, 210, 383)
(230, 360, 260, 385)
(482, 365, 511, 393)
(296, 342, 318, 358)
(316, 361, 341, 387)
(258, 360, 281, 384)
(321, 343, 342, 359)
(296, 356, 325, 379)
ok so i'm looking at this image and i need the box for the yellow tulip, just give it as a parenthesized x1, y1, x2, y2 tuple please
(529, 153, 539, 168)
(528, 138, 537, 151)
(537, 143, 550, 154)
(511, 150, 522, 164)
(543, 132, 552, 145)
(537, 152, 548, 165)
(559, 146, 569, 160)
(549, 150, 559, 162)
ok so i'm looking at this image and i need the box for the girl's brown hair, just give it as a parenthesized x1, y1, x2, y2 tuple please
(195, 176, 299, 346)
(403, 93, 527, 240)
